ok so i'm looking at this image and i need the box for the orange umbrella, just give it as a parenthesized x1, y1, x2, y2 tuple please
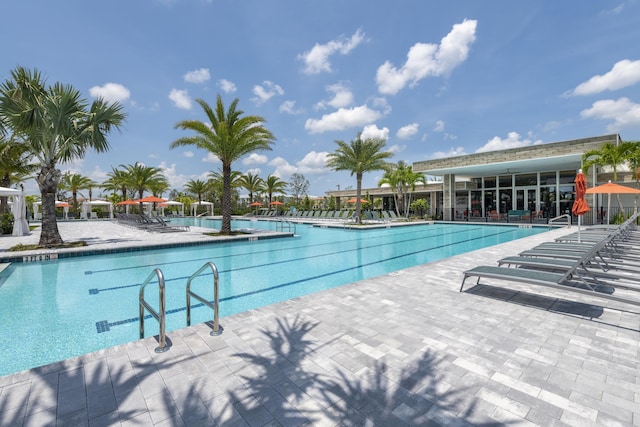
(136, 195, 167, 203)
(249, 201, 263, 206)
(346, 198, 368, 203)
(586, 181, 640, 224)
(270, 201, 284, 205)
(117, 200, 138, 205)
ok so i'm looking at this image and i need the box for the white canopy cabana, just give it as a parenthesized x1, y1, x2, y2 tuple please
(190, 201, 213, 217)
(81, 200, 114, 219)
(161, 200, 184, 216)
(33, 200, 71, 220)
(0, 186, 29, 236)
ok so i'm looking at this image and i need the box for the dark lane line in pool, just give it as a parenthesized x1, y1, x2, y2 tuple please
(84, 224, 490, 275)
(96, 228, 518, 332)
(90, 227, 517, 295)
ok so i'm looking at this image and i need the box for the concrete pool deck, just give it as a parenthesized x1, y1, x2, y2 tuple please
(0, 221, 639, 426)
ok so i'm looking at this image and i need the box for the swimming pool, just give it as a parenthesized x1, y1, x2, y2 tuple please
(0, 221, 547, 376)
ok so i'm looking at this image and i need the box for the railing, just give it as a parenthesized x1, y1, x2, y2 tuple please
(275, 218, 296, 233)
(548, 214, 572, 228)
(139, 268, 171, 353)
(186, 262, 223, 336)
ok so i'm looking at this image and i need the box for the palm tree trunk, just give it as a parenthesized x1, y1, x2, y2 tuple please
(221, 162, 232, 233)
(355, 173, 363, 224)
(0, 174, 9, 215)
(37, 165, 63, 247)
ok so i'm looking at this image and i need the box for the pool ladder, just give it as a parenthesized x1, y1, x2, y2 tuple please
(139, 262, 223, 353)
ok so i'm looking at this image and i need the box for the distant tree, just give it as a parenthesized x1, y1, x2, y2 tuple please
(0, 67, 126, 246)
(288, 173, 309, 205)
(60, 172, 96, 218)
(626, 141, 640, 188)
(239, 172, 264, 205)
(582, 141, 635, 181)
(0, 135, 36, 214)
(171, 95, 276, 234)
(264, 174, 287, 204)
(410, 198, 429, 218)
(185, 179, 210, 205)
(103, 167, 130, 201)
(122, 162, 167, 214)
(378, 161, 426, 218)
(326, 133, 393, 223)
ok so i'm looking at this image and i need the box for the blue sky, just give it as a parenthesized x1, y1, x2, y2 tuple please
(3, 0, 640, 197)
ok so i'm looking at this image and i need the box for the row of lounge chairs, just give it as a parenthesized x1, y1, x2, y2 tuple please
(117, 213, 190, 233)
(460, 213, 640, 307)
(285, 210, 402, 221)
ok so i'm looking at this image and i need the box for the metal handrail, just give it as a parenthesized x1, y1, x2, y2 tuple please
(186, 262, 223, 336)
(139, 268, 170, 353)
(548, 214, 572, 228)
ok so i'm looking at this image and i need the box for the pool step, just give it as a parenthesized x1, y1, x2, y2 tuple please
(0, 263, 10, 275)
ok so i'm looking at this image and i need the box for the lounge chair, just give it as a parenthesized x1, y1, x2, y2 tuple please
(461, 236, 640, 307)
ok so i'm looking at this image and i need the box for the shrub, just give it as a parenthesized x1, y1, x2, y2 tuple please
(0, 213, 14, 234)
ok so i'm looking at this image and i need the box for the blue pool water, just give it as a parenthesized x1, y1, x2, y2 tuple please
(0, 221, 547, 376)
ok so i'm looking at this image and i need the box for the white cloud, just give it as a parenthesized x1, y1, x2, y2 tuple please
(580, 97, 640, 131)
(299, 29, 367, 74)
(315, 83, 354, 110)
(89, 82, 131, 103)
(431, 146, 466, 159)
(567, 59, 640, 96)
(297, 151, 330, 174)
(158, 161, 191, 190)
(361, 124, 389, 140)
(433, 120, 445, 132)
(202, 152, 221, 164)
(269, 156, 297, 180)
(279, 100, 302, 114)
(218, 79, 237, 93)
(475, 132, 543, 153)
(183, 68, 210, 84)
(169, 89, 192, 110)
(304, 105, 384, 134)
(246, 168, 262, 176)
(243, 153, 269, 165)
(397, 123, 419, 139)
(251, 80, 284, 105)
(388, 144, 406, 154)
(376, 19, 477, 95)
(183, 151, 194, 158)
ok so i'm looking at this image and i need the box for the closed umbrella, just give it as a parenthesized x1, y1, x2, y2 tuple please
(571, 170, 589, 242)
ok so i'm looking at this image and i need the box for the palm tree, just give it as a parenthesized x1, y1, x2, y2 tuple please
(184, 179, 210, 205)
(171, 95, 275, 234)
(103, 166, 130, 201)
(378, 161, 426, 218)
(626, 141, 640, 188)
(0, 135, 36, 214)
(239, 173, 264, 205)
(264, 174, 287, 205)
(60, 172, 96, 218)
(122, 162, 167, 214)
(326, 133, 393, 223)
(0, 67, 126, 246)
(582, 141, 636, 181)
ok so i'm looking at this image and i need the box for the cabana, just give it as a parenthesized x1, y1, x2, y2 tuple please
(33, 200, 71, 220)
(160, 200, 185, 216)
(81, 200, 114, 219)
(190, 201, 213, 217)
(0, 186, 28, 236)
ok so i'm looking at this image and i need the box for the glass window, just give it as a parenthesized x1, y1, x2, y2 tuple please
(483, 176, 496, 189)
(484, 190, 496, 214)
(471, 177, 482, 188)
(514, 173, 537, 187)
(499, 189, 512, 213)
(499, 175, 512, 188)
(559, 171, 576, 184)
(539, 172, 557, 186)
(470, 191, 482, 217)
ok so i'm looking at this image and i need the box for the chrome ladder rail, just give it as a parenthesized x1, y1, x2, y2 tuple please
(139, 268, 171, 353)
(548, 214, 572, 229)
(186, 262, 223, 336)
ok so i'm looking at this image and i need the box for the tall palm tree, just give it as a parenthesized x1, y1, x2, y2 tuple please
(326, 133, 393, 223)
(60, 172, 96, 218)
(582, 141, 636, 181)
(626, 141, 640, 188)
(0, 135, 36, 214)
(103, 166, 130, 201)
(171, 95, 275, 234)
(378, 161, 425, 218)
(0, 67, 125, 246)
(122, 162, 167, 214)
(264, 174, 287, 205)
(239, 172, 264, 205)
